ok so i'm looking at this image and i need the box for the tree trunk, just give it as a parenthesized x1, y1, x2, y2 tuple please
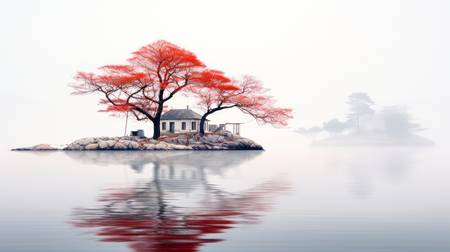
(152, 96, 164, 139)
(199, 106, 235, 136)
(152, 119, 161, 140)
(199, 113, 209, 136)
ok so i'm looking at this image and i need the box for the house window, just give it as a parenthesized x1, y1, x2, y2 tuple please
(162, 122, 166, 130)
(191, 121, 196, 130)
(182, 122, 186, 130)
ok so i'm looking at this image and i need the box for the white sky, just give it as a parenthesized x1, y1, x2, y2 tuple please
(1, 0, 449, 148)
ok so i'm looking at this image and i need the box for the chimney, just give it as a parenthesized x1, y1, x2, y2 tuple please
(186, 105, 189, 110)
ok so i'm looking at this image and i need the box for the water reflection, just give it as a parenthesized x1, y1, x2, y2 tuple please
(348, 148, 418, 198)
(313, 147, 418, 198)
(65, 151, 262, 175)
(69, 151, 290, 252)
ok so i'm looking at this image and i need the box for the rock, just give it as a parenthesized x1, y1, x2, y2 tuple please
(172, 144, 192, 150)
(113, 142, 127, 150)
(144, 144, 156, 150)
(85, 143, 99, 150)
(154, 142, 169, 150)
(202, 134, 224, 143)
(128, 141, 141, 150)
(97, 141, 109, 150)
(192, 144, 208, 150)
(34, 144, 57, 150)
(18, 134, 263, 152)
(119, 140, 130, 147)
(64, 143, 82, 150)
(75, 137, 96, 146)
(177, 134, 188, 142)
(238, 138, 254, 145)
(106, 140, 116, 148)
(12, 144, 59, 151)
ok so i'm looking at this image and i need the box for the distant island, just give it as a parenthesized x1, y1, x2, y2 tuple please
(296, 92, 434, 146)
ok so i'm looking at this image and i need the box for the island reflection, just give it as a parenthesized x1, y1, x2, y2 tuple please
(69, 151, 290, 252)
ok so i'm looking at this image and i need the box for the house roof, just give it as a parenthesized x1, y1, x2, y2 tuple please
(161, 109, 203, 120)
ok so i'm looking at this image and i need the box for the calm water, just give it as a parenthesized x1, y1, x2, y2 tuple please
(1, 144, 450, 252)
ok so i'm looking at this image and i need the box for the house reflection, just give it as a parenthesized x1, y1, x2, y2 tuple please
(69, 151, 290, 252)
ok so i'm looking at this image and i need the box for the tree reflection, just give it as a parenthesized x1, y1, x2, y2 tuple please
(69, 151, 290, 252)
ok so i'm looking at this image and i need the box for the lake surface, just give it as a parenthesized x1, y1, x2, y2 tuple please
(1, 144, 450, 251)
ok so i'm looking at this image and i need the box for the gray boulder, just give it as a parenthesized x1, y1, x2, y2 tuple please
(12, 144, 59, 151)
(113, 142, 128, 150)
(75, 137, 96, 146)
(85, 143, 99, 150)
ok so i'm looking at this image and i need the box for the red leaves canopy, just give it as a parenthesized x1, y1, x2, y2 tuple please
(192, 75, 293, 127)
(72, 40, 208, 121)
(191, 69, 235, 90)
(129, 40, 205, 91)
(72, 40, 293, 128)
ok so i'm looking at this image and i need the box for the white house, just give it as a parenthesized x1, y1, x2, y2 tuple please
(160, 107, 208, 134)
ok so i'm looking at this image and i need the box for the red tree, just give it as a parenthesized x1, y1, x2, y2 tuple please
(72, 40, 206, 139)
(191, 75, 293, 135)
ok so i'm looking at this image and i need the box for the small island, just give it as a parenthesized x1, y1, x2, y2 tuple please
(12, 40, 292, 152)
(13, 132, 263, 151)
(13, 108, 263, 151)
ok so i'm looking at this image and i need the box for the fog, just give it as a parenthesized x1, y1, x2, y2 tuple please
(296, 92, 434, 146)
(1, 0, 450, 149)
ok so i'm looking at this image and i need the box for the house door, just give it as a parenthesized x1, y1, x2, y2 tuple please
(169, 122, 175, 133)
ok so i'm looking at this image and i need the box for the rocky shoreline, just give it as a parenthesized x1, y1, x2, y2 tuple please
(12, 132, 263, 151)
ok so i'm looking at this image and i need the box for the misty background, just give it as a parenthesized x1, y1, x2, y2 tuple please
(295, 92, 435, 145)
(1, 0, 449, 149)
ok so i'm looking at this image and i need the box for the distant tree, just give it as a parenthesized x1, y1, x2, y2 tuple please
(346, 92, 375, 133)
(72, 40, 207, 139)
(380, 106, 424, 137)
(322, 118, 349, 136)
(191, 75, 293, 136)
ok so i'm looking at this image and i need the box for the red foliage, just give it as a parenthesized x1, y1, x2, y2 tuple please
(192, 75, 292, 127)
(71, 40, 293, 138)
(128, 40, 205, 91)
(191, 69, 234, 89)
(99, 104, 133, 113)
(72, 40, 210, 138)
